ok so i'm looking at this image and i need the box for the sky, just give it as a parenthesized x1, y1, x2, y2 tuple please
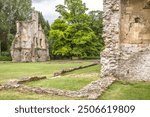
(32, 0, 103, 24)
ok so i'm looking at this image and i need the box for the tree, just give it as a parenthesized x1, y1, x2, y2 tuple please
(50, 21, 101, 58)
(88, 10, 104, 51)
(50, 0, 103, 58)
(56, 0, 89, 24)
(64, 23, 100, 57)
(0, 0, 32, 55)
(0, 0, 9, 55)
(50, 19, 70, 58)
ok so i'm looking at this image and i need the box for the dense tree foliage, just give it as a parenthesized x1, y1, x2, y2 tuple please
(56, 0, 89, 24)
(50, 19, 68, 58)
(50, 21, 100, 58)
(88, 10, 104, 50)
(0, 0, 32, 55)
(50, 0, 104, 59)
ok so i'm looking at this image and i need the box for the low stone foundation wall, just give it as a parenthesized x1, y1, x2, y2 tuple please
(15, 76, 46, 84)
(0, 84, 3, 91)
(0, 75, 116, 99)
(0, 76, 46, 90)
(17, 76, 116, 99)
(54, 62, 99, 77)
(79, 76, 116, 99)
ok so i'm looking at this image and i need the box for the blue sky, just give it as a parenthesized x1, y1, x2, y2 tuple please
(32, 0, 103, 24)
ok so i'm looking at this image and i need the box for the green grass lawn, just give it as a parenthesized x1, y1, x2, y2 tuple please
(99, 81, 150, 100)
(0, 60, 94, 83)
(0, 61, 150, 100)
(0, 60, 99, 99)
(25, 76, 99, 91)
(25, 65, 100, 91)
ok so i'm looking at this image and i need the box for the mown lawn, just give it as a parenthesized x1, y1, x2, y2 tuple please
(0, 61, 150, 100)
(25, 65, 99, 91)
(100, 81, 150, 100)
(0, 60, 94, 83)
(0, 60, 99, 99)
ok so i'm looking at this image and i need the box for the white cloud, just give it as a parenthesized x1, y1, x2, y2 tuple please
(32, 0, 103, 24)
(83, 0, 103, 11)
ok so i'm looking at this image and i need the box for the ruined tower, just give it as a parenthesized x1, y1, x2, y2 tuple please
(11, 10, 50, 62)
(101, 0, 150, 81)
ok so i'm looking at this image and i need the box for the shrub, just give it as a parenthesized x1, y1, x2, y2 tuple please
(80, 56, 100, 60)
(0, 56, 12, 61)
(1, 51, 10, 56)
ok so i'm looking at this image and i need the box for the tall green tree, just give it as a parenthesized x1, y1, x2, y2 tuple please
(64, 23, 100, 57)
(50, 0, 103, 58)
(0, 0, 8, 55)
(0, 0, 32, 55)
(56, 0, 89, 24)
(50, 19, 69, 58)
(88, 10, 104, 50)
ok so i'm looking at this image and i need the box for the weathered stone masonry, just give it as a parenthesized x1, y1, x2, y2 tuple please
(101, 0, 150, 81)
(0, 76, 115, 99)
(101, 0, 120, 77)
(11, 10, 50, 62)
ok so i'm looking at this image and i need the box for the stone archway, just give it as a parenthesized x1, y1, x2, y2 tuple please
(101, 0, 150, 81)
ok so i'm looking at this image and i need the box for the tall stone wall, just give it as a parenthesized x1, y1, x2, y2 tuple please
(120, 0, 150, 60)
(101, 0, 121, 77)
(101, 0, 150, 81)
(11, 10, 50, 62)
(118, 0, 150, 81)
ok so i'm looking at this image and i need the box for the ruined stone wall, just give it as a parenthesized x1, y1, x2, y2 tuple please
(101, 0, 121, 77)
(11, 10, 50, 62)
(117, 0, 150, 80)
(120, 0, 150, 60)
(102, 0, 150, 81)
(11, 21, 34, 62)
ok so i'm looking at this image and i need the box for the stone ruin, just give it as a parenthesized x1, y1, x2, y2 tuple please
(11, 10, 50, 62)
(101, 0, 150, 81)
